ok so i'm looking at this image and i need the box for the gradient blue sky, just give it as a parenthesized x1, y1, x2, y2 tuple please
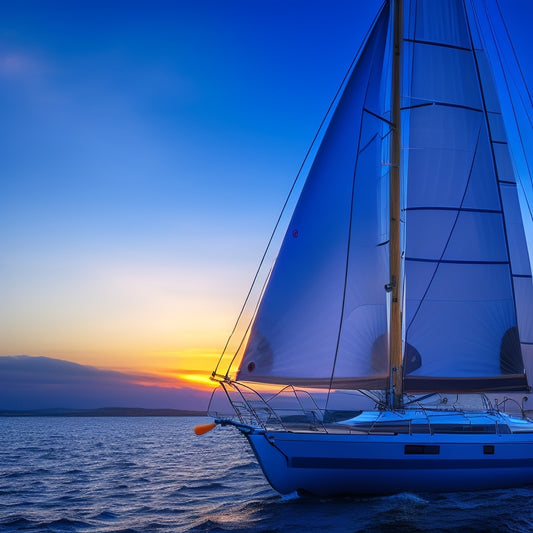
(1, 1, 532, 389)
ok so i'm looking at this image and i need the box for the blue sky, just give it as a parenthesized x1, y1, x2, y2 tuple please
(1, 0, 532, 389)
(0, 0, 384, 376)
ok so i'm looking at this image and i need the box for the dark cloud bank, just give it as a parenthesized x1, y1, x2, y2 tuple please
(0, 356, 211, 412)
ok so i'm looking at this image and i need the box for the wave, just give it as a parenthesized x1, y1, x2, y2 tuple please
(3, 417, 533, 533)
(0, 517, 34, 528)
(91, 510, 119, 520)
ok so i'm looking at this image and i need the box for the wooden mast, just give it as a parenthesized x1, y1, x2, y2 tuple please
(389, 0, 403, 409)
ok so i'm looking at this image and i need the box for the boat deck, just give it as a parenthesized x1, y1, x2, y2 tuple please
(274, 410, 533, 436)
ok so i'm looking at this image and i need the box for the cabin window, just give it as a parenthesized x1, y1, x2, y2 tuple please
(404, 444, 440, 455)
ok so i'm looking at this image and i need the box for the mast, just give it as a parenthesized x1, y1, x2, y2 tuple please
(389, 0, 403, 409)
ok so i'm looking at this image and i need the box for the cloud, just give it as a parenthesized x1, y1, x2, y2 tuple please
(0, 355, 211, 411)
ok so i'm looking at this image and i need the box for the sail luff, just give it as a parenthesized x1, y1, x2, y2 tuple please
(390, 0, 404, 408)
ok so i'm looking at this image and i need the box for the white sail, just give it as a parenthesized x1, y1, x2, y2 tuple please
(402, 0, 531, 391)
(237, 5, 391, 388)
(233, 0, 533, 393)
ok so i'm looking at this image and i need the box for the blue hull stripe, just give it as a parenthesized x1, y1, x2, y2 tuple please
(290, 457, 533, 470)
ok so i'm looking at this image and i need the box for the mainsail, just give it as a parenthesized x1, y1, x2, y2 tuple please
(234, 0, 533, 394)
(402, 0, 532, 391)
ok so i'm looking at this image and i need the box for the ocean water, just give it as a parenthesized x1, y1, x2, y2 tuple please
(2, 417, 533, 533)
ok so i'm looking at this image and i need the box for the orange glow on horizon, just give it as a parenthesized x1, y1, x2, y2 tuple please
(15, 348, 234, 393)
(176, 372, 217, 388)
(126, 370, 217, 391)
(96, 348, 225, 390)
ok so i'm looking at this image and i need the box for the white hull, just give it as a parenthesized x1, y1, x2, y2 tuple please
(235, 418, 533, 496)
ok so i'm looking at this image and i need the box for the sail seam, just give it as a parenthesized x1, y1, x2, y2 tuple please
(406, 257, 508, 265)
(363, 107, 394, 126)
(404, 37, 471, 52)
(405, 207, 502, 214)
(401, 101, 482, 113)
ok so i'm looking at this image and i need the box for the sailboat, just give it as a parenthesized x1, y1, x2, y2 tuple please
(196, 0, 533, 496)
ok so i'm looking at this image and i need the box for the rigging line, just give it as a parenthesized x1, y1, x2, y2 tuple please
(410, 0, 418, 95)
(509, 75, 533, 134)
(480, 0, 533, 134)
(326, 2, 390, 411)
(508, 72, 533, 135)
(212, 1, 388, 377)
(325, 121, 362, 410)
(468, 0, 484, 49)
(473, 0, 533, 198)
(364, 107, 394, 127)
(494, 0, 533, 108)
(479, 0, 533, 133)
(405, 0, 418, 113)
(479, 0, 533, 223)
(405, 123, 484, 336)
(224, 262, 274, 379)
(360, 131, 380, 153)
